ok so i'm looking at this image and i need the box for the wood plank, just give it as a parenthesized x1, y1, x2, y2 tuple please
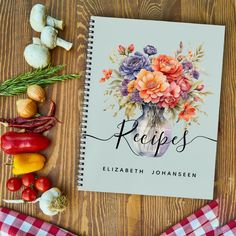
(181, 0, 236, 226)
(0, 0, 80, 234)
(77, 2, 142, 235)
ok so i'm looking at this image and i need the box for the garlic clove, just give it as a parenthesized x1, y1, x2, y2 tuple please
(27, 85, 46, 102)
(16, 99, 37, 118)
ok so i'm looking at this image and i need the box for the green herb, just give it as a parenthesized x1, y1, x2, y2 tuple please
(0, 65, 80, 96)
(192, 44, 204, 62)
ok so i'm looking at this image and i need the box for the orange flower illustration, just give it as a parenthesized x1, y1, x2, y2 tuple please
(178, 102, 196, 122)
(127, 80, 136, 93)
(152, 54, 183, 82)
(99, 69, 112, 83)
(135, 69, 169, 103)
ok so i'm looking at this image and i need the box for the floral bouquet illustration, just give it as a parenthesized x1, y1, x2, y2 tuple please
(99, 42, 211, 157)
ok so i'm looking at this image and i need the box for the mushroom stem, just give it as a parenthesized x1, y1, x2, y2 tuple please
(56, 38, 73, 51)
(32, 37, 41, 45)
(46, 16, 64, 30)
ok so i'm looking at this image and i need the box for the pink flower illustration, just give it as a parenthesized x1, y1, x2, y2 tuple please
(158, 82, 181, 108)
(195, 84, 204, 91)
(177, 76, 192, 92)
(117, 45, 126, 55)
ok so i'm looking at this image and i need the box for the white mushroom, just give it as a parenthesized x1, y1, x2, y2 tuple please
(30, 4, 64, 32)
(40, 26, 73, 51)
(24, 39, 51, 68)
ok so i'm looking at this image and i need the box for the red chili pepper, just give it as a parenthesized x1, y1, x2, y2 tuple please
(47, 100, 56, 117)
(1, 131, 50, 154)
(30, 119, 56, 133)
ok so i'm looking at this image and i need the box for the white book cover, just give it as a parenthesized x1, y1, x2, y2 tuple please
(78, 16, 225, 199)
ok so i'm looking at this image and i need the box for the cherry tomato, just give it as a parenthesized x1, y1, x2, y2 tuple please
(35, 177, 52, 192)
(22, 187, 37, 202)
(6, 177, 22, 192)
(22, 173, 36, 187)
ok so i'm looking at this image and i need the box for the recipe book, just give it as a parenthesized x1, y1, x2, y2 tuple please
(78, 16, 225, 199)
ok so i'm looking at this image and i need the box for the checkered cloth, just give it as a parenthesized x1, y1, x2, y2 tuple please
(0, 207, 75, 236)
(161, 199, 236, 236)
(217, 220, 236, 235)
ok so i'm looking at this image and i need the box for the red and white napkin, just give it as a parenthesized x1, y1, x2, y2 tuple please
(160, 199, 236, 236)
(1, 200, 236, 236)
(0, 207, 75, 236)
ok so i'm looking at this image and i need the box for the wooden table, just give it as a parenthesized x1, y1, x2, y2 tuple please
(0, 0, 235, 235)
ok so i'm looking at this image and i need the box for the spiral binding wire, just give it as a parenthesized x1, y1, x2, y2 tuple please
(78, 18, 95, 188)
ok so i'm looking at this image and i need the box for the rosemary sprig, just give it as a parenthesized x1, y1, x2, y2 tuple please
(0, 65, 80, 96)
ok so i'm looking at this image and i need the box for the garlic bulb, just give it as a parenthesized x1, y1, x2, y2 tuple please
(27, 85, 46, 102)
(39, 187, 68, 216)
(16, 99, 37, 118)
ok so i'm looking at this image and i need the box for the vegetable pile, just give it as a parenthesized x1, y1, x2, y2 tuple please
(0, 3, 75, 216)
(1, 85, 68, 215)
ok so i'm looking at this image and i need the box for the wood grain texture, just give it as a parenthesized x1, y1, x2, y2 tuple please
(0, 0, 235, 235)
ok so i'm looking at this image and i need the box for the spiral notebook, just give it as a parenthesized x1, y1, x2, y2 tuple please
(78, 16, 225, 199)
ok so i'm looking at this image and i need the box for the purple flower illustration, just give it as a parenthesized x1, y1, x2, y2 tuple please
(143, 45, 157, 56)
(120, 87, 128, 96)
(182, 61, 193, 70)
(131, 90, 142, 102)
(192, 70, 200, 79)
(120, 79, 130, 96)
(181, 92, 189, 100)
(119, 52, 152, 80)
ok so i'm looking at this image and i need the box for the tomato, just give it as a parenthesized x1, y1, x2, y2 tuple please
(22, 173, 36, 187)
(6, 177, 22, 192)
(22, 187, 37, 202)
(35, 177, 51, 192)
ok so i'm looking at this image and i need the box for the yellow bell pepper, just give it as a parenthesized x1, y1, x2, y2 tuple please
(13, 153, 46, 175)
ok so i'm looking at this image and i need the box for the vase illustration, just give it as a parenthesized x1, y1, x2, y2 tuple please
(132, 104, 172, 157)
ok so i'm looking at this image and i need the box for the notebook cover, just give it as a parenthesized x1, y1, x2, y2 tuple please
(78, 16, 225, 199)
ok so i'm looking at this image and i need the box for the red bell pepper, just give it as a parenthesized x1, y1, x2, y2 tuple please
(1, 131, 50, 154)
